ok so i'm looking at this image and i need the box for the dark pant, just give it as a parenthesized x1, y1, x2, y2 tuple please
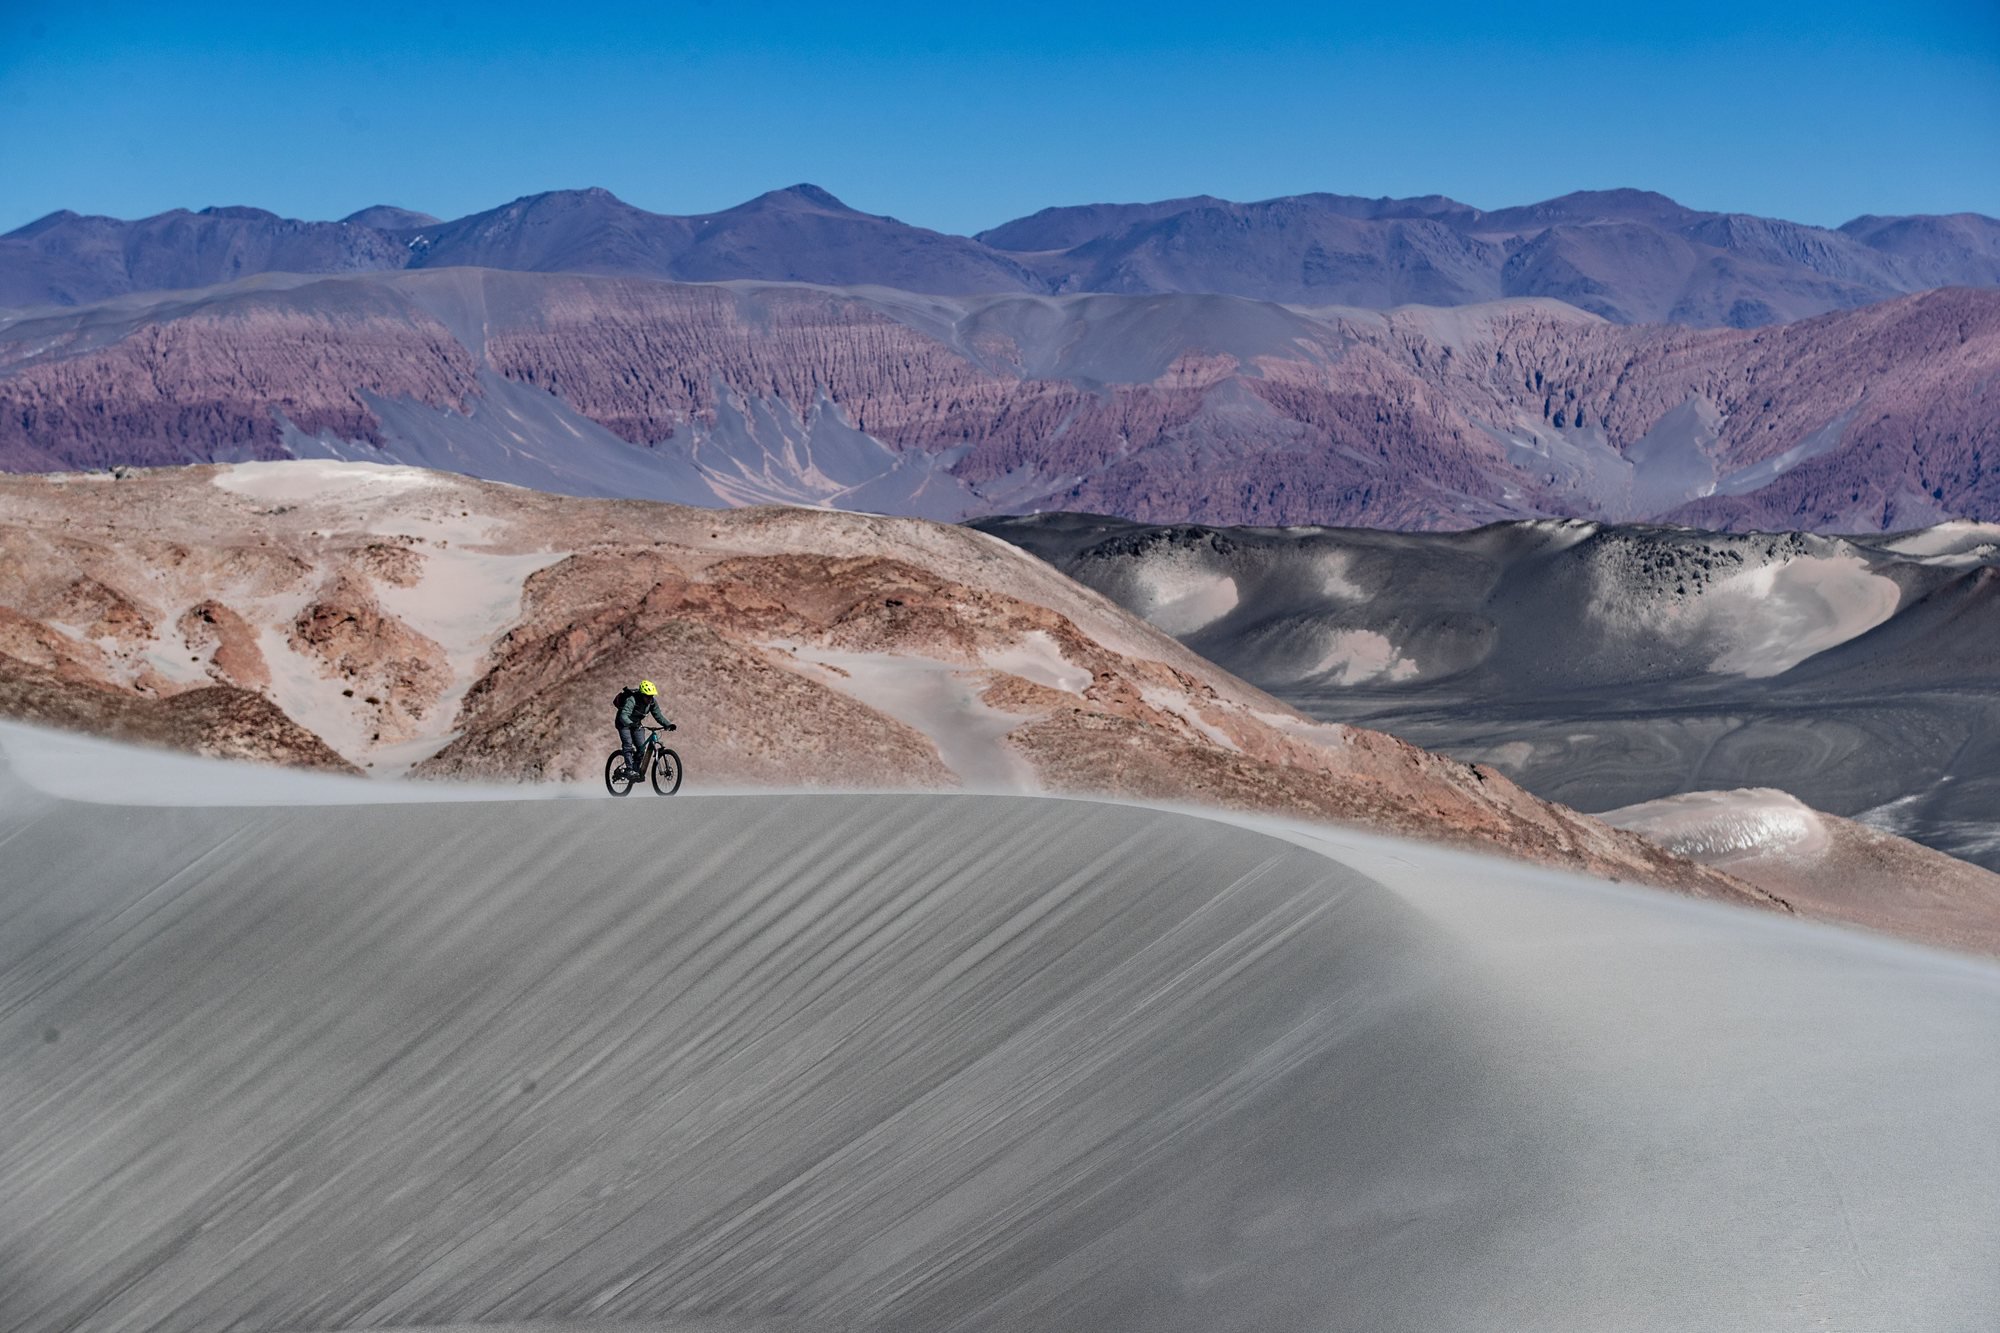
(618, 723, 647, 776)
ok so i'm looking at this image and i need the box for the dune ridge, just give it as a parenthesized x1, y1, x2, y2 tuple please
(1, 730, 1996, 1330)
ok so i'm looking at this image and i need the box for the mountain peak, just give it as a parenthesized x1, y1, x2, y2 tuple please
(500, 187, 634, 213)
(341, 205, 442, 230)
(744, 184, 859, 214)
(4, 209, 84, 239)
(1530, 189, 1693, 221)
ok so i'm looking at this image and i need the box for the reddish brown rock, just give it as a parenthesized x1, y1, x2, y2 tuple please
(177, 600, 270, 690)
(0, 651, 356, 772)
(288, 579, 449, 744)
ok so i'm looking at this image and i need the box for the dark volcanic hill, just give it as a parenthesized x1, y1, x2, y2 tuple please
(972, 512, 2000, 874)
(4, 185, 1996, 326)
(2, 270, 1996, 532)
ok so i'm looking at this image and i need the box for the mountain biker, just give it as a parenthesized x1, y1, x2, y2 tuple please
(614, 680, 674, 779)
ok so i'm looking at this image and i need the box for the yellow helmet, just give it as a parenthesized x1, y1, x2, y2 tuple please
(639, 680, 658, 696)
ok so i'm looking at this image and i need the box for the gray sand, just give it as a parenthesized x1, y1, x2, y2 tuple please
(2, 728, 1996, 1331)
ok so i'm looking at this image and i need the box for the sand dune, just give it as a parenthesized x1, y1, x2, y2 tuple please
(1606, 787, 2000, 957)
(2, 728, 1996, 1330)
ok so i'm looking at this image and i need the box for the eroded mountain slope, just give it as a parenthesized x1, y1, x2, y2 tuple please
(3, 272, 1997, 531)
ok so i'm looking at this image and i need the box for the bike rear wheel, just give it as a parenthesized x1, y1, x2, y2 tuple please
(605, 750, 636, 797)
(651, 747, 683, 795)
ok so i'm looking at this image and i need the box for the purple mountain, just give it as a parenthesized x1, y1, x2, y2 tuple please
(979, 187, 2000, 325)
(3, 184, 1997, 326)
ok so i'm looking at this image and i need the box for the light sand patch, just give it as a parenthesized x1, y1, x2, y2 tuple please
(211, 541, 558, 774)
(1607, 786, 2000, 955)
(1482, 741, 1537, 772)
(214, 460, 442, 502)
(1138, 685, 1243, 752)
(1125, 562, 1239, 635)
(249, 617, 370, 759)
(1524, 518, 1602, 548)
(136, 644, 214, 689)
(1605, 788, 1831, 865)
(1248, 708, 1351, 749)
(1883, 522, 2000, 567)
(1704, 554, 1900, 678)
(1297, 629, 1419, 686)
(369, 546, 564, 775)
(982, 631, 1091, 694)
(1884, 521, 2000, 558)
(1315, 550, 1366, 600)
(782, 646, 1037, 791)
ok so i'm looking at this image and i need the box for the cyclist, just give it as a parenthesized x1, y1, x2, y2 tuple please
(613, 679, 674, 780)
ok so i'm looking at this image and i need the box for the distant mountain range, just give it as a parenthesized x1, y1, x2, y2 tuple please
(3, 268, 1996, 531)
(6, 184, 1998, 326)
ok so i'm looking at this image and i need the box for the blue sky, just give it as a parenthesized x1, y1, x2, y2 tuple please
(2, 0, 1995, 235)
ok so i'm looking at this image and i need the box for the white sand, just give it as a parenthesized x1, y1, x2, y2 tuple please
(1704, 553, 1901, 677)
(1126, 564, 1240, 635)
(982, 631, 1092, 694)
(782, 646, 1038, 791)
(1299, 628, 1419, 685)
(1604, 788, 1831, 864)
(1138, 684, 1243, 751)
(1249, 707, 1353, 748)
(370, 546, 564, 775)
(1884, 521, 2000, 560)
(1523, 517, 1603, 548)
(213, 459, 444, 502)
(1315, 549, 1366, 599)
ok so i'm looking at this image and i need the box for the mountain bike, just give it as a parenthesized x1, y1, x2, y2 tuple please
(606, 725, 682, 797)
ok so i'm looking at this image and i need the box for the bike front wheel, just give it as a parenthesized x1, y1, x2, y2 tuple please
(651, 747, 683, 795)
(605, 750, 636, 797)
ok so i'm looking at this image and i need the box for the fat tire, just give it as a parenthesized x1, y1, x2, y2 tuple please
(651, 747, 683, 795)
(605, 750, 636, 797)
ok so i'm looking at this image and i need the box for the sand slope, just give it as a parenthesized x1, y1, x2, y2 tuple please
(1605, 787, 2000, 957)
(2, 730, 1997, 1331)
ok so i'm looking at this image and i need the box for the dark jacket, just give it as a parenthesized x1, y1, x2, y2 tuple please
(616, 688, 669, 729)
